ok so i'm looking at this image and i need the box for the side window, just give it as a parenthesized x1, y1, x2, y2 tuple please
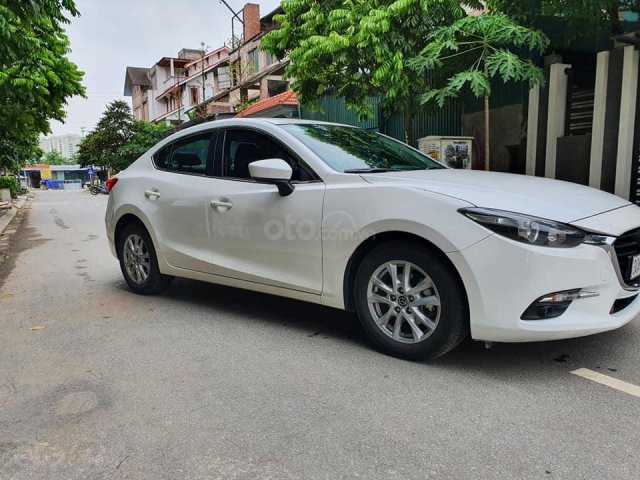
(222, 129, 314, 181)
(154, 132, 212, 175)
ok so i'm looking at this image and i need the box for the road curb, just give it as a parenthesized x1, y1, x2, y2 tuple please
(0, 195, 30, 236)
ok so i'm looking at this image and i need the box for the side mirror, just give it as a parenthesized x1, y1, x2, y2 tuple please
(249, 159, 295, 197)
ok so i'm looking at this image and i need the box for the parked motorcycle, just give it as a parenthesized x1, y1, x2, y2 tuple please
(89, 182, 108, 195)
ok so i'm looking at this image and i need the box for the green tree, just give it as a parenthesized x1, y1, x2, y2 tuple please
(118, 121, 172, 167)
(41, 150, 70, 165)
(0, 0, 85, 171)
(0, 130, 42, 169)
(487, 0, 629, 45)
(77, 101, 135, 171)
(409, 13, 548, 169)
(78, 104, 172, 172)
(261, 0, 482, 145)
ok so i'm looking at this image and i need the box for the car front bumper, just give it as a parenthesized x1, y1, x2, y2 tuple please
(449, 217, 640, 343)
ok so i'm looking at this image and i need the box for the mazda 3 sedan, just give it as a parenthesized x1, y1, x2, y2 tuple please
(105, 118, 640, 359)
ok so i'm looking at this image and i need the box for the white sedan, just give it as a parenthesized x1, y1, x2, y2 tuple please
(105, 118, 640, 359)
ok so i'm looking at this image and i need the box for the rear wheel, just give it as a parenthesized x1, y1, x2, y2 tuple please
(117, 223, 172, 295)
(354, 241, 468, 360)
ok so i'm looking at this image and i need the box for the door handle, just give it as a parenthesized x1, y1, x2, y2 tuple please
(144, 189, 160, 199)
(210, 200, 233, 210)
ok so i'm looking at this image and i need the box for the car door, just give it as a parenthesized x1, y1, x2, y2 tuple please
(141, 130, 216, 274)
(206, 127, 325, 294)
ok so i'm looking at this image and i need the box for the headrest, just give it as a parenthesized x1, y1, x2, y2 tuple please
(173, 152, 201, 166)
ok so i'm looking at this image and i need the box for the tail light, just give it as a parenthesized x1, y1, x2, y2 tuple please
(106, 177, 119, 192)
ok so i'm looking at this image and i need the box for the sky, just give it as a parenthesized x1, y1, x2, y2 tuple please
(48, 0, 282, 137)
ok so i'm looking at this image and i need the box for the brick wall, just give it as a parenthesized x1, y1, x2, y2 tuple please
(243, 3, 260, 42)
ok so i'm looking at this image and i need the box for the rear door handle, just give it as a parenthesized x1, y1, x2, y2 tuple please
(210, 200, 233, 211)
(144, 189, 160, 199)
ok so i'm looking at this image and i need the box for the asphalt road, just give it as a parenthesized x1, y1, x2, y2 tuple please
(1, 190, 639, 480)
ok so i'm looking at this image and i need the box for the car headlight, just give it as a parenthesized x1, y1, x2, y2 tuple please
(459, 208, 602, 248)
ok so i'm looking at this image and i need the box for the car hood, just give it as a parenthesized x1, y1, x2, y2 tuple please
(361, 169, 630, 223)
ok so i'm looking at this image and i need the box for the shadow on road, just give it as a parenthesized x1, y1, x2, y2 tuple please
(117, 276, 370, 347)
(114, 276, 635, 376)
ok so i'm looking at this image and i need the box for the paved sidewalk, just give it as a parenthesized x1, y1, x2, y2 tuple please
(0, 193, 31, 236)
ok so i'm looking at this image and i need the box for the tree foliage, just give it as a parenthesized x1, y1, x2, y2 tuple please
(78, 101, 172, 172)
(118, 121, 172, 169)
(409, 13, 548, 169)
(77, 101, 134, 170)
(410, 14, 548, 106)
(0, 175, 21, 199)
(487, 0, 630, 44)
(0, 0, 85, 170)
(261, 0, 483, 143)
(41, 150, 71, 165)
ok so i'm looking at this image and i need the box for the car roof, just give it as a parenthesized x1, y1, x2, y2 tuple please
(171, 117, 354, 139)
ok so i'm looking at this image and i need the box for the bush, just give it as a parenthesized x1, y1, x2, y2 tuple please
(0, 175, 20, 199)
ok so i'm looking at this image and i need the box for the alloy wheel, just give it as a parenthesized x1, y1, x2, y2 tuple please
(123, 233, 151, 285)
(366, 260, 441, 344)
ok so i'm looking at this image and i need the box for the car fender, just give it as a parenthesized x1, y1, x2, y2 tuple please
(111, 204, 169, 270)
(320, 184, 490, 309)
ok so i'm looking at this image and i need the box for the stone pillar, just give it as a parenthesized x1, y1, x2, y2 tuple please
(614, 45, 639, 199)
(589, 51, 610, 189)
(259, 78, 269, 101)
(526, 84, 540, 176)
(545, 63, 571, 178)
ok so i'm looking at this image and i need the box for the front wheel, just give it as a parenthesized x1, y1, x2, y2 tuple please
(117, 223, 172, 295)
(354, 241, 468, 360)
(90, 186, 99, 195)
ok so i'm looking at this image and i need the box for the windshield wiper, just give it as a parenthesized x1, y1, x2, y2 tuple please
(343, 168, 397, 173)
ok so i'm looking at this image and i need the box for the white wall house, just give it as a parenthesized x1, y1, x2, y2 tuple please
(124, 47, 231, 126)
(181, 46, 231, 115)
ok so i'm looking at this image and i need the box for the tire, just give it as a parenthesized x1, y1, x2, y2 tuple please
(354, 241, 468, 360)
(117, 222, 172, 295)
(90, 186, 99, 195)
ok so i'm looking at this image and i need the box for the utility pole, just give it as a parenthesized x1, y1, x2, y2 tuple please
(200, 41, 208, 106)
(219, 0, 244, 89)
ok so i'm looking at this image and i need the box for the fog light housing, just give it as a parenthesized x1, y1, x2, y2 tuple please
(521, 289, 599, 320)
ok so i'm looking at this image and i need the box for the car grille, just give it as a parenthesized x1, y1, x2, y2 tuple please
(613, 228, 640, 287)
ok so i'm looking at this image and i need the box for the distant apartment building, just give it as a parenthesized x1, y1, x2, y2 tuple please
(124, 46, 231, 125)
(39, 134, 82, 159)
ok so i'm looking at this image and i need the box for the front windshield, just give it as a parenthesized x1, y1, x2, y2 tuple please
(279, 124, 445, 173)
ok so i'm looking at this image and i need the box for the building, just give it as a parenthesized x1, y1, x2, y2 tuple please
(181, 46, 232, 118)
(235, 90, 298, 118)
(124, 47, 231, 125)
(199, 4, 295, 118)
(21, 164, 100, 189)
(123, 3, 296, 125)
(39, 134, 82, 160)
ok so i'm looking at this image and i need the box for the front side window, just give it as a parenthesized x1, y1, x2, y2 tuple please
(154, 132, 212, 175)
(279, 124, 445, 173)
(222, 129, 314, 182)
